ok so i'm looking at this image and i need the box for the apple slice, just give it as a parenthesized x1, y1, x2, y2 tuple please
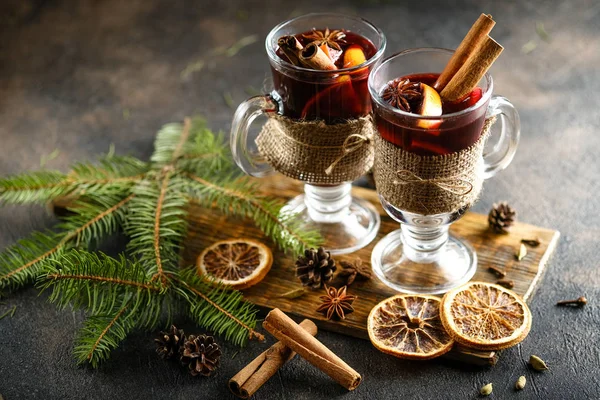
(417, 83, 443, 129)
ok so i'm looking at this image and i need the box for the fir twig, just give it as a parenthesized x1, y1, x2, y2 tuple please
(75, 300, 135, 368)
(0, 194, 134, 289)
(172, 272, 264, 344)
(186, 173, 321, 254)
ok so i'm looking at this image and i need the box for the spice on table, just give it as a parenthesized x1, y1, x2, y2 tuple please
(556, 296, 587, 307)
(263, 308, 362, 391)
(488, 265, 506, 278)
(515, 375, 527, 390)
(516, 243, 527, 261)
(480, 383, 493, 396)
(155, 325, 185, 360)
(338, 258, 372, 286)
(488, 201, 516, 234)
(317, 285, 356, 320)
(180, 334, 222, 377)
(277, 287, 307, 299)
(529, 355, 549, 371)
(496, 279, 514, 289)
(521, 237, 541, 247)
(229, 319, 318, 399)
(296, 247, 337, 289)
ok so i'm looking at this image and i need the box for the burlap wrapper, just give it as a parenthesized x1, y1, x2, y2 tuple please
(374, 117, 496, 216)
(255, 114, 376, 185)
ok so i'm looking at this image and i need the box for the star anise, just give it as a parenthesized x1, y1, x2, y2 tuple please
(302, 28, 347, 51)
(316, 285, 356, 320)
(338, 258, 372, 286)
(382, 78, 423, 112)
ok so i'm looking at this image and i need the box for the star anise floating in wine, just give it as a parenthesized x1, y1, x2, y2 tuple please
(382, 78, 423, 112)
(316, 285, 356, 320)
(302, 28, 347, 51)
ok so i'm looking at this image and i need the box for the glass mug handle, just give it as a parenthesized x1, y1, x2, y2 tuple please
(230, 94, 279, 177)
(482, 95, 521, 179)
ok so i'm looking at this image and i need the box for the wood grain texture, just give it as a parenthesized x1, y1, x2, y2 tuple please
(181, 175, 559, 366)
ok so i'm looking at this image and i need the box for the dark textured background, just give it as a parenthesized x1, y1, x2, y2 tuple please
(1, 0, 599, 399)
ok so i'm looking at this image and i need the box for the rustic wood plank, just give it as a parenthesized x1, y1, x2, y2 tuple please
(181, 175, 559, 366)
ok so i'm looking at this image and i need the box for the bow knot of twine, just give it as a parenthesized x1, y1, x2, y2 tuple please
(393, 170, 473, 196)
(324, 133, 371, 175)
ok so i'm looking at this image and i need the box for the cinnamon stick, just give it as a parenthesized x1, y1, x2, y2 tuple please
(277, 35, 304, 66)
(262, 308, 361, 391)
(433, 13, 496, 92)
(440, 35, 503, 102)
(229, 319, 318, 399)
(300, 42, 337, 70)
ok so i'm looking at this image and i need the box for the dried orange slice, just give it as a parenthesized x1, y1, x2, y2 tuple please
(197, 239, 272, 290)
(440, 282, 532, 350)
(367, 295, 454, 360)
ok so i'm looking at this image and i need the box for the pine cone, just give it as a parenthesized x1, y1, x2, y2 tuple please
(296, 247, 336, 289)
(179, 334, 221, 377)
(154, 325, 185, 360)
(488, 202, 516, 234)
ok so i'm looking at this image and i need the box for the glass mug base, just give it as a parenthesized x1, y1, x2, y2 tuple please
(280, 185, 380, 255)
(371, 229, 477, 294)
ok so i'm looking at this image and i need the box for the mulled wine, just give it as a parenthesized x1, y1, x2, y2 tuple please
(374, 73, 488, 156)
(273, 29, 377, 123)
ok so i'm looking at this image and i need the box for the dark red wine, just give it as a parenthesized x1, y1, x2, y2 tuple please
(374, 73, 487, 156)
(273, 30, 377, 123)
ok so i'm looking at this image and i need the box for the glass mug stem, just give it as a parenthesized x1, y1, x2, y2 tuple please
(304, 183, 353, 223)
(400, 224, 449, 263)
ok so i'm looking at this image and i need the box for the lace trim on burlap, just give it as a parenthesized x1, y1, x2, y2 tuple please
(373, 116, 497, 215)
(255, 114, 376, 185)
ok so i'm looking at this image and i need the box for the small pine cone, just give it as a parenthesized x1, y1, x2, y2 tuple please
(154, 325, 185, 360)
(179, 334, 221, 377)
(488, 201, 516, 234)
(296, 247, 337, 290)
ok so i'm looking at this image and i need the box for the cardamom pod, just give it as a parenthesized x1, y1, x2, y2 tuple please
(529, 355, 549, 371)
(515, 375, 526, 390)
(278, 288, 307, 299)
(480, 383, 493, 396)
(516, 243, 527, 261)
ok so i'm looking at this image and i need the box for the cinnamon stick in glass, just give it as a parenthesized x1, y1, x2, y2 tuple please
(433, 13, 496, 92)
(278, 35, 304, 66)
(229, 319, 318, 399)
(300, 42, 337, 70)
(262, 308, 361, 391)
(440, 35, 503, 102)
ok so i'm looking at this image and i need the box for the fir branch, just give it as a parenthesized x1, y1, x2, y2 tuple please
(0, 155, 147, 206)
(0, 194, 134, 290)
(74, 300, 135, 368)
(0, 231, 65, 290)
(125, 176, 187, 281)
(0, 170, 70, 204)
(172, 269, 263, 345)
(186, 173, 321, 255)
(38, 250, 161, 315)
(152, 117, 230, 174)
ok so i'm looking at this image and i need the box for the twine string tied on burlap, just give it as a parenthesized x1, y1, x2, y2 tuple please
(324, 133, 371, 175)
(393, 169, 474, 196)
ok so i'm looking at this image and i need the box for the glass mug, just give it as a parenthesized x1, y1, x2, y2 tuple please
(231, 13, 386, 254)
(368, 48, 520, 294)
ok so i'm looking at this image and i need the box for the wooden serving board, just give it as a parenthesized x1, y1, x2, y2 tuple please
(181, 176, 560, 366)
